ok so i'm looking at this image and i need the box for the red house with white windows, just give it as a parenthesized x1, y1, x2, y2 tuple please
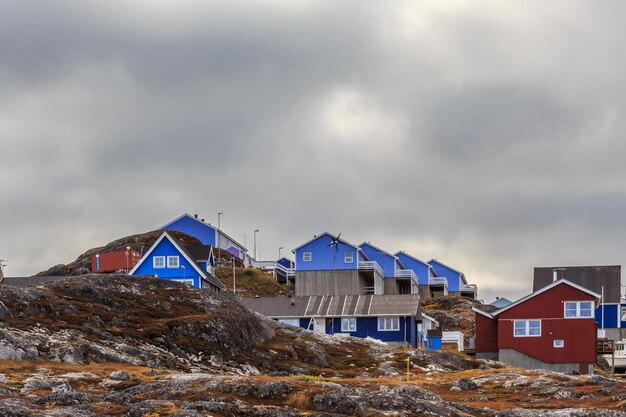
(474, 279, 600, 375)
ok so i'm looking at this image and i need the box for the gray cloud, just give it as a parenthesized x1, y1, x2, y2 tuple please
(2, 1, 626, 303)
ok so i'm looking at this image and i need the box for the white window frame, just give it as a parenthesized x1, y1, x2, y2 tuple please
(378, 317, 400, 331)
(173, 278, 195, 286)
(167, 256, 180, 268)
(554, 339, 564, 348)
(513, 319, 541, 337)
(153, 256, 165, 269)
(303, 251, 312, 262)
(344, 250, 354, 264)
(341, 317, 357, 332)
(278, 318, 300, 327)
(564, 301, 594, 318)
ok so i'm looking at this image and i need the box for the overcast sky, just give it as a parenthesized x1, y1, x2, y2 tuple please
(2, 1, 626, 302)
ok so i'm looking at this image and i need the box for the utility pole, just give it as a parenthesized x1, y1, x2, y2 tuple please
(232, 258, 236, 295)
(278, 247, 283, 259)
(217, 212, 223, 266)
(253, 229, 259, 260)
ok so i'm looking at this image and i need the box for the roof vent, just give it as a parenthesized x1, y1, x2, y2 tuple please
(194, 214, 198, 219)
(201, 219, 205, 222)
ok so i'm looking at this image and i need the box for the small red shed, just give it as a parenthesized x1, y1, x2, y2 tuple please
(91, 250, 141, 273)
(474, 279, 600, 375)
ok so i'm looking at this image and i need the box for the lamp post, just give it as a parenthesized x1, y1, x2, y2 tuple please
(217, 212, 223, 266)
(253, 229, 259, 260)
(125, 246, 130, 274)
(278, 247, 283, 259)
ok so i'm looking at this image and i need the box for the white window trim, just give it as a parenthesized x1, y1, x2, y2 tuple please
(341, 317, 357, 332)
(554, 339, 564, 348)
(344, 251, 354, 264)
(378, 317, 400, 331)
(513, 319, 541, 337)
(167, 256, 180, 268)
(303, 251, 312, 262)
(173, 278, 194, 286)
(153, 256, 166, 269)
(564, 301, 594, 318)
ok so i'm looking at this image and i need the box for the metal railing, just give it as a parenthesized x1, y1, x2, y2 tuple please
(251, 260, 295, 277)
(429, 277, 449, 288)
(362, 286, 376, 295)
(358, 261, 384, 277)
(395, 269, 419, 284)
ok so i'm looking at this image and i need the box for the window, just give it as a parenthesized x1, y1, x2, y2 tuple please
(341, 317, 357, 332)
(513, 320, 541, 337)
(173, 279, 195, 286)
(621, 306, 626, 321)
(564, 301, 594, 318)
(153, 256, 165, 269)
(378, 317, 400, 331)
(279, 319, 300, 327)
(344, 250, 354, 264)
(167, 256, 179, 268)
(303, 251, 312, 262)
(554, 339, 564, 348)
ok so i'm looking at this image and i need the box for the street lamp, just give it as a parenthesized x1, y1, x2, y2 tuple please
(278, 246, 283, 259)
(217, 212, 223, 265)
(253, 229, 260, 260)
(125, 246, 130, 274)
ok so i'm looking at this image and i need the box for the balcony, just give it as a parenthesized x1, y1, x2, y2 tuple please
(429, 277, 448, 288)
(358, 261, 384, 277)
(395, 269, 419, 284)
(460, 283, 478, 298)
(251, 261, 295, 277)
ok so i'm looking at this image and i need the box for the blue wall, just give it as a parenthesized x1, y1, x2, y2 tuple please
(327, 316, 416, 347)
(428, 337, 442, 350)
(429, 260, 464, 292)
(359, 243, 397, 278)
(132, 236, 203, 288)
(278, 257, 294, 268)
(596, 304, 619, 329)
(162, 215, 216, 246)
(295, 234, 358, 271)
(396, 252, 430, 285)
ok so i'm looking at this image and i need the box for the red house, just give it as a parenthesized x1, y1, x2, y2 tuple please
(474, 279, 600, 375)
(91, 250, 141, 273)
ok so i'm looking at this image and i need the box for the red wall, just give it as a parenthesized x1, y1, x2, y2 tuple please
(497, 283, 597, 363)
(475, 313, 498, 353)
(91, 250, 141, 273)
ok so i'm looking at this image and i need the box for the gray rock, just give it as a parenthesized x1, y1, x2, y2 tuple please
(34, 392, 91, 406)
(455, 378, 478, 391)
(109, 371, 130, 381)
(255, 381, 292, 399)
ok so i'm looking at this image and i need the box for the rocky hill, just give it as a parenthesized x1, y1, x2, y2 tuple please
(36, 231, 201, 277)
(0, 275, 624, 416)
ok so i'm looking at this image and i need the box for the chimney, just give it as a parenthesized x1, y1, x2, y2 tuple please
(194, 214, 198, 219)
(552, 268, 558, 283)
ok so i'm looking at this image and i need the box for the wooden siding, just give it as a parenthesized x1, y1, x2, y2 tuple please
(163, 216, 217, 246)
(429, 260, 464, 292)
(497, 283, 598, 364)
(475, 313, 498, 353)
(295, 234, 358, 271)
(533, 265, 621, 303)
(396, 253, 430, 285)
(360, 243, 396, 278)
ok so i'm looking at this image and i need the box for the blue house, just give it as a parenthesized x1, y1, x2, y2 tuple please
(395, 251, 436, 286)
(359, 242, 419, 295)
(161, 213, 250, 266)
(241, 294, 422, 347)
(428, 259, 477, 298)
(129, 232, 225, 293)
(292, 233, 384, 296)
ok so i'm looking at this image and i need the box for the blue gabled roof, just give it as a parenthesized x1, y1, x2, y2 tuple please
(161, 213, 248, 253)
(429, 258, 466, 284)
(292, 232, 369, 259)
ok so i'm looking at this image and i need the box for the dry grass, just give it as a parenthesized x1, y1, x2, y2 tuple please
(287, 391, 312, 409)
(216, 267, 291, 297)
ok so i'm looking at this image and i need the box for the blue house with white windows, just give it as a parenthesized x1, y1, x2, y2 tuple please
(129, 232, 225, 292)
(241, 293, 425, 347)
(292, 233, 384, 296)
(359, 243, 419, 295)
(428, 259, 477, 298)
(161, 213, 251, 266)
